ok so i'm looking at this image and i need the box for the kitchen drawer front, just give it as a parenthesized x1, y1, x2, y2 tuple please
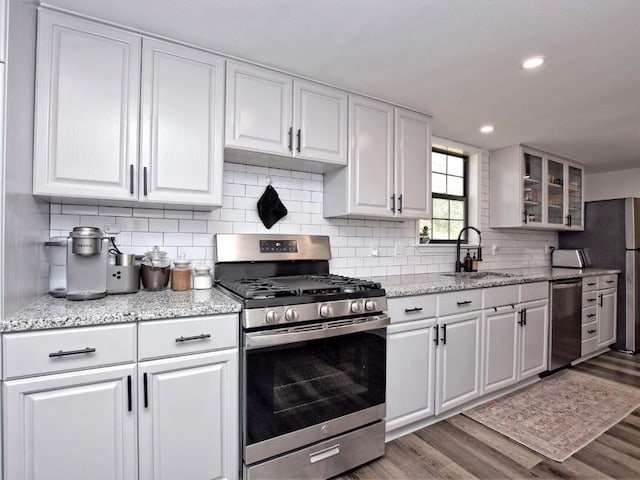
(437, 289, 482, 317)
(582, 322, 598, 341)
(582, 337, 598, 356)
(482, 285, 519, 309)
(520, 282, 549, 302)
(138, 314, 238, 360)
(598, 274, 618, 290)
(3, 323, 136, 379)
(387, 295, 437, 324)
(582, 292, 599, 309)
(582, 306, 597, 325)
(582, 277, 598, 293)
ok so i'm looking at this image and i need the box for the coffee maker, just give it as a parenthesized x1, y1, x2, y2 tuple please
(66, 227, 109, 300)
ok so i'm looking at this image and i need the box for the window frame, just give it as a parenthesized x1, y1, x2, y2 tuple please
(429, 147, 469, 244)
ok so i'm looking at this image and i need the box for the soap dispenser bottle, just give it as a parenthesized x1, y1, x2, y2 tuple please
(464, 249, 472, 272)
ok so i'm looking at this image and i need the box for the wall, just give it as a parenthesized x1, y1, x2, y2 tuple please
(585, 168, 640, 201)
(50, 151, 555, 278)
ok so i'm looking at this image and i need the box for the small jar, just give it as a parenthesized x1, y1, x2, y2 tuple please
(172, 255, 192, 291)
(193, 264, 213, 290)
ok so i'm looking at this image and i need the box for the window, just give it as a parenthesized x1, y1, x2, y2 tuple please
(420, 147, 468, 243)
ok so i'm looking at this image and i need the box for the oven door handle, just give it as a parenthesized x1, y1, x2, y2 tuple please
(244, 314, 390, 350)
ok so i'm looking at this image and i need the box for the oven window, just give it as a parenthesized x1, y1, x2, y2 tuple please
(244, 328, 386, 445)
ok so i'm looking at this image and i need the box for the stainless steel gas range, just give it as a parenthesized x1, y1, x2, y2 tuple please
(214, 234, 388, 480)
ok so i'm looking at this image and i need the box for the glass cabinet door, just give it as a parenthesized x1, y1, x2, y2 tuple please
(546, 159, 565, 226)
(567, 165, 583, 228)
(523, 152, 543, 225)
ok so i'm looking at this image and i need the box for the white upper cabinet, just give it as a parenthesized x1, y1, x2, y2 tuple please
(33, 10, 225, 209)
(0, 0, 6, 63)
(490, 145, 584, 230)
(225, 61, 348, 167)
(324, 96, 431, 219)
(140, 39, 224, 206)
(33, 10, 141, 201)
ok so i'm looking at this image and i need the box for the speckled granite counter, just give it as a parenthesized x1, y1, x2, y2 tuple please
(1, 288, 242, 333)
(374, 267, 621, 298)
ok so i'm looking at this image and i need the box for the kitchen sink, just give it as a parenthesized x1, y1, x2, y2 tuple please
(442, 271, 520, 280)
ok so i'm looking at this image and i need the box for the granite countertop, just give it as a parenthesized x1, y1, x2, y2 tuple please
(374, 267, 621, 298)
(1, 288, 242, 333)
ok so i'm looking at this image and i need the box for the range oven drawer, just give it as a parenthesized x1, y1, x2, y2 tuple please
(245, 420, 385, 480)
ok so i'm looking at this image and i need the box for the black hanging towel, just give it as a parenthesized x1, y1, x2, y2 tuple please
(257, 184, 288, 229)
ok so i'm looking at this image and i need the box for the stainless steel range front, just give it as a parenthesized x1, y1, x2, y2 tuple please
(214, 234, 388, 480)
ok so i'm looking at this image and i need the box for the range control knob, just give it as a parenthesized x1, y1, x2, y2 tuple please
(350, 301, 363, 314)
(265, 310, 280, 324)
(285, 308, 299, 322)
(365, 300, 378, 312)
(319, 304, 333, 318)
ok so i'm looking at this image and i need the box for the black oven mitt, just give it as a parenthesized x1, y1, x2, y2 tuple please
(257, 185, 288, 229)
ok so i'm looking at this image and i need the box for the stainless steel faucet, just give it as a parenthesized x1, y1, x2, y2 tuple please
(455, 226, 483, 272)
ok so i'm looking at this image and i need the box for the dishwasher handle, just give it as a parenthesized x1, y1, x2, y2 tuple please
(552, 279, 582, 290)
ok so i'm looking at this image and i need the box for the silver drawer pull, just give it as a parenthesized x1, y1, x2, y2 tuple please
(309, 444, 340, 464)
(175, 333, 211, 343)
(49, 347, 96, 358)
(456, 300, 472, 306)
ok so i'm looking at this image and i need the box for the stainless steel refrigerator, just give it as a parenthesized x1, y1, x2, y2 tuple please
(559, 198, 640, 352)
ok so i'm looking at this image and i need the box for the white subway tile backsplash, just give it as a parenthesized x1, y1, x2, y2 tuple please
(99, 206, 133, 217)
(50, 214, 80, 231)
(164, 233, 193, 246)
(62, 204, 98, 215)
(117, 217, 149, 232)
(133, 208, 164, 218)
(179, 220, 207, 233)
(149, 219, 179, 233)
(164, 209, 194, 219)
(131, 232, 164, 247)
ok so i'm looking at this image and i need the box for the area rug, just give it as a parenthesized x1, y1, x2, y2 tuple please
(463, 369, 640, 462)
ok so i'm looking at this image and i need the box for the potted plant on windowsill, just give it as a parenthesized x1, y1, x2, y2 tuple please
(419, 225, 430, 244)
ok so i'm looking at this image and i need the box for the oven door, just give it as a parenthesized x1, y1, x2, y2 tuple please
(243, 315, 388, 465)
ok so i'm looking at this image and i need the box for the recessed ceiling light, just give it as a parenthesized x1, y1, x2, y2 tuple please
(480, 125, 494, 134)
(522, 56, 545, 69)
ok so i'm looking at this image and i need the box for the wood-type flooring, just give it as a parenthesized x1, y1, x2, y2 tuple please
(337, 351, 640, 479)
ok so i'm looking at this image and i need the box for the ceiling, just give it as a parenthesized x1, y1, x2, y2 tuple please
(44, 0, 640, 173)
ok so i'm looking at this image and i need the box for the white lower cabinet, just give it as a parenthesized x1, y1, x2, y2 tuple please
(386, 318, 436, 432)
(138, 350, 238, 480)
(519, 300, 549, 377)
(434, 311, 482, 415)
(597, 288, 617, 349)
(3, 364, 138, 480)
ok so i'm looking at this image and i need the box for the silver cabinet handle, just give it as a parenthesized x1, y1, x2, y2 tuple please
(49, 347, 96, 358)
(309, 444, 340, 464)
(175, 333, 211, 343)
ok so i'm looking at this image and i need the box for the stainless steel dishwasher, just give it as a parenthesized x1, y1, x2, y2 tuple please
(549, 279, 583, 370)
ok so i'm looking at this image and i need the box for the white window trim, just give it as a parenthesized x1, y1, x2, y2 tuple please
(416, 136, 484, 247)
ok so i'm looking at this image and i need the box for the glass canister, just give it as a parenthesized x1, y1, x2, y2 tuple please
(45, 237, 68, 297)
(171, 254, 192, 291)
(193, 264, 213, 290)
(140, 246, 171, 291)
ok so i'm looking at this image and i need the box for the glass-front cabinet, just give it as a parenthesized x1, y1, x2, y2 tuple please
(490, 145, 584, 230)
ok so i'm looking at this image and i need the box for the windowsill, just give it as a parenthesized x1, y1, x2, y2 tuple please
(414, 242, 481, 249)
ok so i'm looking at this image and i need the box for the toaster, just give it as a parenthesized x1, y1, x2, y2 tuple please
(551, 248, 590, 268)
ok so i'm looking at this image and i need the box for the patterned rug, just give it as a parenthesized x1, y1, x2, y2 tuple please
(463, 369, 640, 462)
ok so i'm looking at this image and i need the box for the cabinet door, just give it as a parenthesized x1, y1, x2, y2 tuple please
(348, 95, 394, 217)
(394, 108, 431, 219)
(597, 288, 617, 348)
(435, 311, 482, 415)
(138, 350, 238, 480)
(567, 164, 584, 230)
(3, 364, 137, 480)
(546, 157, 566, 227)
(140, 39, 224, 207)
(33, 11, 141, 201)
(293, 79, 347, 165)
(522, 150, 544, 226)
(225, 61, 292, 155)
(386, 319, 436, 432)
(519, 300, 549, 378)
(482, 308, 518, 394)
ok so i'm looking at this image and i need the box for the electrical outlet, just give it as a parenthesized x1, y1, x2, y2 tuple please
(544, 244, 554, 255)
(371, 247, 380, 257)
(492, 244, 498, 255)
(104, 224, 121, 235)
(394, 244, 404, 256)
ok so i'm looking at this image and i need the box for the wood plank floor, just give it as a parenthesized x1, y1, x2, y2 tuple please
(337, 351, 640, 480)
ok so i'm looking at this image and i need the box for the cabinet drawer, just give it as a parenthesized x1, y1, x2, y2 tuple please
(387, 295, 437, 324)
(582, 306, 597, 325)
(598, 274, 618, 290)
(482, 285, 519, 309)
(3, 323, 136, 379)
(582, 337, 598, 356)
(138, 314, 238, 360)
(582, 322, 598, 341)
(582, 277, 598, 292)
(520, 281, 549, 302)
(582, 292, 599, 309)
(438, 289, 482, 317)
